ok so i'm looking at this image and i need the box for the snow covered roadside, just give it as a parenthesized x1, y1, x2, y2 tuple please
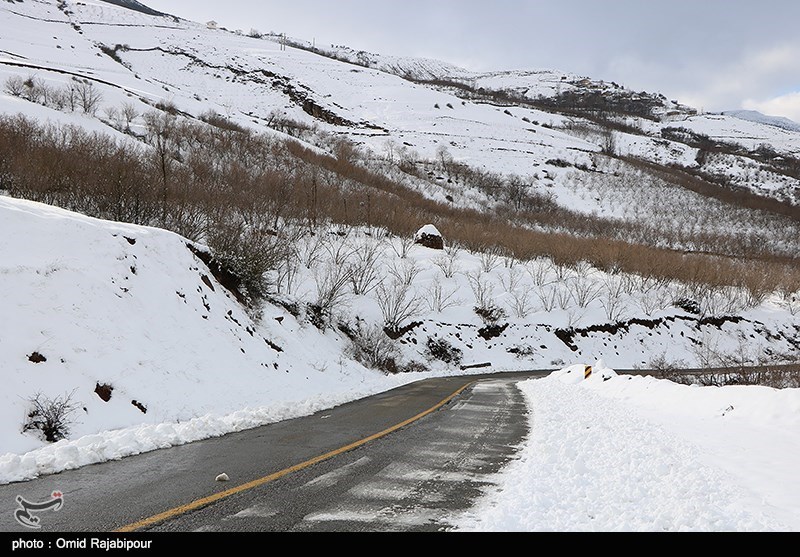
(0, 196, 425, 485)
(452, 364, 800, 532)
(0, 375, 422, 486)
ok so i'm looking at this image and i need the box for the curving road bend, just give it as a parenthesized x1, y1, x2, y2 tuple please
(0, 371, 550, 533)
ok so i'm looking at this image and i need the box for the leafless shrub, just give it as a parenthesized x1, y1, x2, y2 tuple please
(22, 390, 79, 443)
(555, 285, 572, 310)
(500, 267, 535, 318)
(297, 232, 326, 269)
(274, 249, 300, 296)
(644, 352, 690, 378)
(103, 105, 119, 125)
(4, 75, 27, 97)
(322, 235, 355, 267)
(777, 290, 800, 315)
(376, 278, 423, 333)
(636, 286, 671, 316)
(200, 110, 247, 133)
(566, 308, 585, 328)
(466, 270, 505, 321)
(389, 235, 416, 259)
(345, 321, 400, 374)
(121, 102, 138, 133)
(19, 75, 43, 103)
(506, 284, 535, 318)
(205, 215, 292, 304)
(525, 258, 554, 287)
(386, 260, 421, 287)
(433, 250, 460, 279)
(348, 239, 384, 296)
(425, 336, 463, 367)
(425, 279, 463, 313)
(479, 245, 504, 273)
(567, 262, 602, 308)
(552, 261, 571, 281)
(312, 261, 354, 329)
(600, 274, 628, 322)
(536, 284, 558, 312)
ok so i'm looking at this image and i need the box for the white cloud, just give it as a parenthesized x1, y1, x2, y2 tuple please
(743, 92, 800, 122)
(664, 43, 800, 113)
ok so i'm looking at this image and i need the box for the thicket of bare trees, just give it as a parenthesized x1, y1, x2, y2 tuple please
(2, 105, 799, 313)
(5, 75, 104, 115)
(3, 67, 800, 339)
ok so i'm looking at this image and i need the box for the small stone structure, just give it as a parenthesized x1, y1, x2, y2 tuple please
(415, 224, 444, 250)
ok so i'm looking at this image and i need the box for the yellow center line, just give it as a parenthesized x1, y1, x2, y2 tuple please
(114, 381, 475, 532)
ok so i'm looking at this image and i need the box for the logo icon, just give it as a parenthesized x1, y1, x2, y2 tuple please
(14, 492, 64, 529)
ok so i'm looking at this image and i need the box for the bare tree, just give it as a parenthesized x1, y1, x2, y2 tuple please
(312, 261, 354, 329)
(376, 278, 423, 333)
(636, 286, 670, 317)
(425, 279, 463, 313)
(567, 262, 602, 308)
(389, 234, 416, 259)
(466, 270, 495, 311)
(4, 75, 26, 97)
(121, 102, 138, 133)
(433, 249, 460, 279)
(104, 106, 121, 129)
(386, 259, 421, 287)
(436, 144, 454, 179)
(19, 75, 43, 103)
(349, 239, 384, 296)
(536, 284, 558, 312)
(600, 274, 628, 322)
(499, 267, 535, 318)
(74, 80, 103, 115)
(506, 284, 536, 318)
(143, 110, 179, 221)
(479, 246, 504, 273)
(525, 258, 554, 287)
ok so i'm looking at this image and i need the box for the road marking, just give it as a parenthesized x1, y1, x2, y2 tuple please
(114, 382, 475, 532)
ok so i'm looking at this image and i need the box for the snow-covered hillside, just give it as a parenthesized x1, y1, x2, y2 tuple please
(0, 196, 423, 481)
(2, 0, 799, 209)
(0, 0, 798, 493)
(1, 193, 798, 484)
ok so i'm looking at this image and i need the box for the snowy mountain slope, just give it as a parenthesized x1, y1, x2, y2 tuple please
(724, 110, 800, 133)
(2, 0, 800, 217)
(0, 196, 421, 474)
(0, 0, 595, 174)
(98, 0, 168, 17)
(316, 42, 800, 208)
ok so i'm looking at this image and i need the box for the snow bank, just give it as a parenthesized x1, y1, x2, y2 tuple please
(453, 364, 799, 532)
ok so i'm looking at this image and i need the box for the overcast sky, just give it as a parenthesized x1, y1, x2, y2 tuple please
(143, 0, 800, 121)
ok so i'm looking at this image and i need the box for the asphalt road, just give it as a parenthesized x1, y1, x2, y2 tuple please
(0, 371, 550, 533)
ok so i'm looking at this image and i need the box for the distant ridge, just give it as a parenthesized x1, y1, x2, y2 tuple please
(99, 0, 166, 17)
(724, 109, 800, 132)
